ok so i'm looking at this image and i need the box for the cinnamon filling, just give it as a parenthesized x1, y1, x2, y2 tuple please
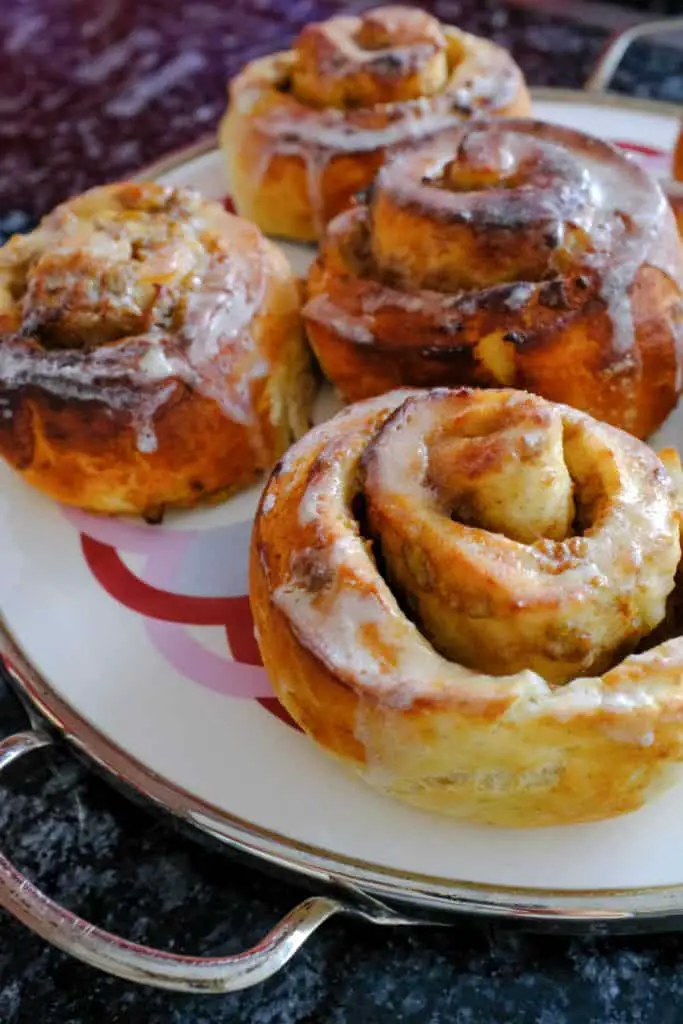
(291, 7, 450, 110)
(353, 390, 678, 683)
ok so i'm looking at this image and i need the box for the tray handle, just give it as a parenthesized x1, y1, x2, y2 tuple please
(585, 16, 683, 94)
(0, 729, 345, 993)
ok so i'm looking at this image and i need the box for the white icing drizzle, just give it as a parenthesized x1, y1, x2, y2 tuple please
(0, 339, 189, 454)
(254, 103, 466, 233)
(266, 389, 682, 751)
(133, 382, 176, 453)
(0, 184, 271, 457)
(304, 120, 683, 373)
(360, 289, 424, 314)
(238, 23, 522, 230)
(138, 345, 179, 381)
(304, 292, 376, 345)
(503, 283, 536, 310)
(182, 248, 269, 447)
(256, 98, 464, 155)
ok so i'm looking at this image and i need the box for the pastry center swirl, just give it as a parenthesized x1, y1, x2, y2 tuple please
(417, 396, 576, 544)
(291, 6, 450, 109)
(368, 122, 608, 291)
(5, 188, 210, 350)
(301, 389, 677, 688)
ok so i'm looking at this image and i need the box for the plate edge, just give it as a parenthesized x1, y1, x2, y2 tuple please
(7, 92, 683, 926)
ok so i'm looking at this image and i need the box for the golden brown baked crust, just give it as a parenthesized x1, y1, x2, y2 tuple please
(665, 179, 683, 239)
(304, 118, 683, 440)
(665, 124, 683, 233)
(250, 387, 683, 827)
(220, 5, 531, 241)
(674, 121, 683, 183)
(0, 182, 313, 517)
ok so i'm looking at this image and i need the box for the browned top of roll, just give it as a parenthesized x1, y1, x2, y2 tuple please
(0, 182, 273, 457)
(292, 6, 449, 107)
(256, 386, 681, 701)
(229, 5, 525, 152)
(303, 118, 683, 436)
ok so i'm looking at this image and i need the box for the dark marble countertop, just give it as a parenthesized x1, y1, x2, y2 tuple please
(2, 1, 683, 1021)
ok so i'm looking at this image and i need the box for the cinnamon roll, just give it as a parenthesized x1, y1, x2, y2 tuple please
(304, 118, 683, 440)
(674, 121, 683, 183)
(220, 5, 530, 241)
(0, 182, 312, 518)
(251, 387, 683, 827)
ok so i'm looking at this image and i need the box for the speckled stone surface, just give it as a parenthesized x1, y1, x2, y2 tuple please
(2, 2, 683, 1021)
(2, 670, 683, 1024)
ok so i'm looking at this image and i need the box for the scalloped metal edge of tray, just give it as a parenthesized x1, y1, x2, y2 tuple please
(1, 91, 683, 989)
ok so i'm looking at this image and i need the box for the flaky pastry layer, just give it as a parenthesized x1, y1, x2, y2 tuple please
(0, 182, 313, 517)
(251, 387, 683, 827)
(220, 5, 530, 241)
(305, 119, 683, 439)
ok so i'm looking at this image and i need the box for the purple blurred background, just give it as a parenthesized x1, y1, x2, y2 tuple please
(1, 0, 682, 224)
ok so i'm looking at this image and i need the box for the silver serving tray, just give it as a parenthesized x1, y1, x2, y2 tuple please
(2, 19, 683, 993)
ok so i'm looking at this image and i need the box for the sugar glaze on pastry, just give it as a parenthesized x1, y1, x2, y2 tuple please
(221, 5, 530, 240)
(251, 387, 683, 827)
(0, 182, 311, 517)
(304, 119, 683, 439)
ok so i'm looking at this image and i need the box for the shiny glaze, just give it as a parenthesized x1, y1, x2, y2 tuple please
(227, 6, 525, 232)
(0, 182, 269, 456)
(304, 119, 683, 438)
(264, 388, 682, 723)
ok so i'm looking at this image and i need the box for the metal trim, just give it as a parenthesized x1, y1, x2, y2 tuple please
(5, 86, 683, 932)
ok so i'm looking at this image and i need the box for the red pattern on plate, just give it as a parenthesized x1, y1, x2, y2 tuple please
(80, 533, 300, 731)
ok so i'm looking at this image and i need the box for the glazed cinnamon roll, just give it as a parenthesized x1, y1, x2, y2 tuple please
(220, 5, 530, 241)
(0, 182, 312, 518)
(304, 118, 683, 440)
(251, 387, 683, 827)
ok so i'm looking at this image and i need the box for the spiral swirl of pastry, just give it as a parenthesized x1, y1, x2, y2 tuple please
(304, 119, 683, 439)
(220, 5, 530, 240)
(291, 6, 449, 108)
(0, 182, 311, 517)
(250, 387, 683, 827)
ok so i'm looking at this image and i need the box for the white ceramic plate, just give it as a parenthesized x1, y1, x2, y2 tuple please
(4, 91, 683, 922)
